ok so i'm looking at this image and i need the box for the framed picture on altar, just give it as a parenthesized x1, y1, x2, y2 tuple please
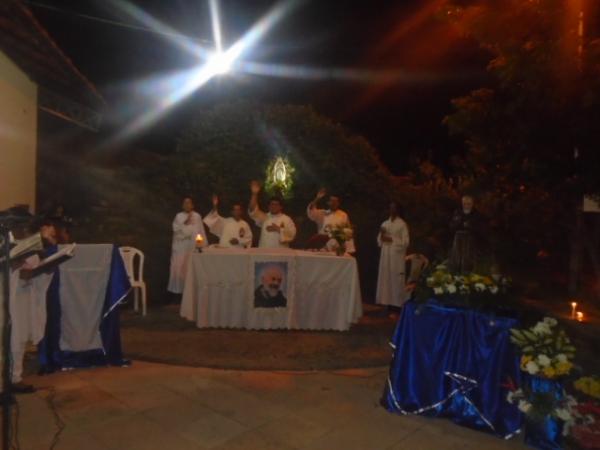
(253, 261, 288, 308)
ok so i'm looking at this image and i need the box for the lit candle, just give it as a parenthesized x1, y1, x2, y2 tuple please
(195, 234, 204, 251)
(576, 311, 584, 322)
(571, 302, 578, 319)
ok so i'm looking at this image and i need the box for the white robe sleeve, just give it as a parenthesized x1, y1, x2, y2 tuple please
(280, 215, 297, 244)
(396, 221, 410, 250)
(203, 210, 225, 238)
(240, 221, 253, 248)
(307, 205, 325, 227)
(394, 220, 410, 252)
(172, 213, 197, 239)
(248, 206, 268, 227)
(377, 221, 385, 248)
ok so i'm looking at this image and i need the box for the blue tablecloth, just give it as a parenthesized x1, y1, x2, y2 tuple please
(382, 300, 523, 439)
(38, 244, 131, 372)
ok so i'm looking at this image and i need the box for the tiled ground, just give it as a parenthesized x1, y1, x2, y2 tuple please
(8, 361, 528, 450)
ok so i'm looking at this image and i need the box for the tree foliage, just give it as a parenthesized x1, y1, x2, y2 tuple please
(441, 0, 600, 271)
(443, 0, 600, 191)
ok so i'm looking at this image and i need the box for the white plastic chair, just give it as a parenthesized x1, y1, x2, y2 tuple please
(119, 246, 147, 316)
(404, 253, 430, 300)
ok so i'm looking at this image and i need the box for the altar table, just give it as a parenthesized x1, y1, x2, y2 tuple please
(180, 248, 362, 331)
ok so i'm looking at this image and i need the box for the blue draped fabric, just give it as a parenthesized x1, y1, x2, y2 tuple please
(382, 300, 523, 439)
(38, 245, 130, 372)
(524, 377, 563, 450)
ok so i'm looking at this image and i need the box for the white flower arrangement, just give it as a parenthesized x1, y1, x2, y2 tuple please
(507, 389, 585, 436)
(324, 223, 353, 243)
(525, 360, 540, 375)
(510, 318, 576, 380)
(537, 354, 552, 368)
(324, 223, 354, 256)
(518, 399, 533, 414)
(423, 264, 509, 298)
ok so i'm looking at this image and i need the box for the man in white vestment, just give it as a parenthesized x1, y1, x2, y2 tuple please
(376, 201, 410, 307)
(6, 222, 56, 393)
(168, 196, 207, 294)
(10, 254, 54, 392)
(203, 195, 253, 248)
(248, 181, 296, 248)
(307, 188, 355, 253)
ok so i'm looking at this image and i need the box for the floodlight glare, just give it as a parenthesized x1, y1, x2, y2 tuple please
(207, 51, 233, 75)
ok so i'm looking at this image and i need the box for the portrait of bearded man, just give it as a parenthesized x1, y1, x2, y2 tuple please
(254, 263, 287, 308)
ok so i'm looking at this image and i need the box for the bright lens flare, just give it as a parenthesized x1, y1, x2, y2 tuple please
(209, 0, 223, 53)
(207, 51, 234, 75)
(109, 0, 301, 143)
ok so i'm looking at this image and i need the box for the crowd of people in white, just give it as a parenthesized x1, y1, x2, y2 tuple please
(167, 181, 411, 309)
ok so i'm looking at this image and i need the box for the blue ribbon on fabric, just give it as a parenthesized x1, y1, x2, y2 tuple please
(382, 300, 523, 439)
(524, 377, 563, 450)
(38, 245, 131, 372)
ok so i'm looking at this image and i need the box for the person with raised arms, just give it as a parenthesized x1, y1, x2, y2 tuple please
(203, 195, 253, 248)
(248, 181, 296, 248)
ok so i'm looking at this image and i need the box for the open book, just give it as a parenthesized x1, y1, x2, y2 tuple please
(0, 233, 44, 264)
(31, 243, 76, 275)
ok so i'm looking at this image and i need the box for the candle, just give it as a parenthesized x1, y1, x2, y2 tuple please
(195, 234, 204, 251)
(571, 302, 578, 319)
(576, 311, 584, 322)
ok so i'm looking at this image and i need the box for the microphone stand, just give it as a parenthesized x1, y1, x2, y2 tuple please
(0, 214, 31, 450)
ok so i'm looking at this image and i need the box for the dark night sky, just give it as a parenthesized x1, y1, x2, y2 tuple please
(28, 0, 492, 174)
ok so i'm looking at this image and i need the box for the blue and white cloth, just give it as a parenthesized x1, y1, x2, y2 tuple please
(382, 300, 523, 439)
(38, 244, 131, 372)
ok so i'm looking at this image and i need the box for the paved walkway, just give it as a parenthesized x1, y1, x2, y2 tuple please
(10, 361, 527, 450)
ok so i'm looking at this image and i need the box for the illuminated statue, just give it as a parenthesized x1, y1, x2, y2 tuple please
(273, 157, 287, 186)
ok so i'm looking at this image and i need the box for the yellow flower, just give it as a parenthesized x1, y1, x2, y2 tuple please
(482, 277, 493, 286)
(520, 355, 532, 370)
(469, 274, 481, 284)
(575, 377, 600, 399)
(542, 366, 556, 379)
(555, 361, 573, 376)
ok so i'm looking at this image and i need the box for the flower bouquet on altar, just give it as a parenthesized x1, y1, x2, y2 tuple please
(510, 317, 575, 380)
(324, 223, 353, 256)
(415, 262, 511, 308)
(506, 317, 600, 449)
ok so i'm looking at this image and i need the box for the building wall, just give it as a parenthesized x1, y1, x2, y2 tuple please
(0, 49, 37, 212)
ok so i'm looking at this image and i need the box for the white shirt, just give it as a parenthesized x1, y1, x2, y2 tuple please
(203, 211, 253, 248)
(249, 207, 296, 248)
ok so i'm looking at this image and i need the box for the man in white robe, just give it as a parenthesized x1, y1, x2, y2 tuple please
(10, 254, 54, 392)
(307, 188, 355, 253)
(4, 223, 56, 393)
(376, 201, 410, 307)
(168, 196, 207, 294)
(203, 195, 253, 248)
(248, 181, 296, 248)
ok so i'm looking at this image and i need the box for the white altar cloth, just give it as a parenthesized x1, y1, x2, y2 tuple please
(180, 248, 362, 331)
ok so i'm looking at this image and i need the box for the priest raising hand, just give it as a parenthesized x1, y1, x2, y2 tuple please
(203, 194, 253, 248)
(307, 188, 355, 254)
(248, 181, 296, 248)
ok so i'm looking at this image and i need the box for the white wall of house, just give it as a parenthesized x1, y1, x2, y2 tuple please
(0, 49, 37, 213)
